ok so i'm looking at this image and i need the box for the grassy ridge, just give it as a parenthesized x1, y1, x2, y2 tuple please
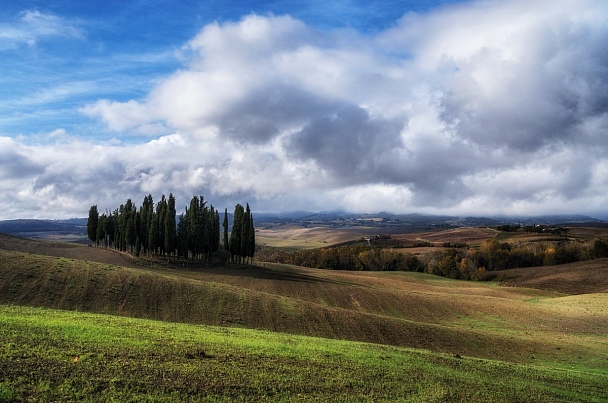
(1, 305, 607, 402)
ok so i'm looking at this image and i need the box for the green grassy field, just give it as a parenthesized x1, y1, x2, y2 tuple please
(1, 305, 606, 402)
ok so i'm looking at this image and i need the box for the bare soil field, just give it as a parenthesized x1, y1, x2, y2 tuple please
(0, 233, 141, 269)
(256, 226, 379, 249)
(491, 259, 608, 294)
(405, 227, 497, 245)
(257, 225, 498, 252)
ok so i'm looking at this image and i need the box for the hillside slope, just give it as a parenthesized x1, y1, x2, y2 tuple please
(1, 236, 607, 370)
(3, 305, 606, 402)
(491, 260, 608, 294)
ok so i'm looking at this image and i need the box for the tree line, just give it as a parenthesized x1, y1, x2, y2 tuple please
(256, 237, 608, 280)
(256, 244, 424, 272)
(423, 237, 608, 280)
(87, 194, 255, 264)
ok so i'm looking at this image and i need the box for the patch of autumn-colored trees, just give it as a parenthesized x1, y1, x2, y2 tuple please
(256, 244, 424, 272)
(257, 236, 608, 280)
(424, 237, 608, 280)
(87, 195, 254, 264)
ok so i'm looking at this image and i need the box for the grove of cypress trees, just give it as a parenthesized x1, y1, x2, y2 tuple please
(90, 194, 254, 265)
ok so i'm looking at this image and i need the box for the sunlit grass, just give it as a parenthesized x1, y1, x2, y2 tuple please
(1, 305, 607, 402)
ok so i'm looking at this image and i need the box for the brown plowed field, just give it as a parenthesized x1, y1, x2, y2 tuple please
(491, 259, 608, 294)
(0, 233, 142, 269)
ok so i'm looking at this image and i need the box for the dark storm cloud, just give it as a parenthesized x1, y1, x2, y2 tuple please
(217, 84, 339, 144)
(0, 147, 44, 179)
(287, 105, 406, 183)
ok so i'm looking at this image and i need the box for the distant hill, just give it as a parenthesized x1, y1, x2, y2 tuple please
(255, 211, 604, 228)
(1, 214, 604, 242)
(0, 218, 87, 242)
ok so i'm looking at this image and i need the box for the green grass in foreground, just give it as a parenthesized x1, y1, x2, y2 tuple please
(1, 305, 606, 402)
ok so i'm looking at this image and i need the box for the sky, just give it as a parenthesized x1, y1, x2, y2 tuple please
(1, 0, 607, 220)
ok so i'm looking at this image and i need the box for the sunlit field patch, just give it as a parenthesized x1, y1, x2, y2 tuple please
(1, 305, 607, 402)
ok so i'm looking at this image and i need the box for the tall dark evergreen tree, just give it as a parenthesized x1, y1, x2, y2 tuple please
(103, 211, 115, 248)
(230, 204, 244, 263)
(199, 198, 211, 258)
(96, 214, 106, 247)
(140, 195, 154, 255)
(124, 199, 137, 254)
(87, 205, 99, 245)
(241, 205, 251, 263)
(148, 213, 159, 255)
(223, 208, 229, 251)
(187, 196, 200, 259)
(112, 208, 121, 250)
(248, 209, 255, 261)
(165, 193, 177, 257)
(156, 195, 167, 256)
(213, 208, 221, 253)
(176, 212, 189, 258)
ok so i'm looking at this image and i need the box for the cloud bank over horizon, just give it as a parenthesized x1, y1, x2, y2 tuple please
(1, 0, 607, 220)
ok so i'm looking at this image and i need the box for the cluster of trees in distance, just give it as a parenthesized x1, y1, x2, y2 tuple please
(256, 237, 608, 280)
(256, 244, 424, 272)
(424, 237, 608, 280)
(87, 194, 254, 264)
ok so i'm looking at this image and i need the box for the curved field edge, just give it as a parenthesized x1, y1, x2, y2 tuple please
(1, 305, 606, 402)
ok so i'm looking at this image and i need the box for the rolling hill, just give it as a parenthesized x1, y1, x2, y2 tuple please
(1, 234, 606, 368)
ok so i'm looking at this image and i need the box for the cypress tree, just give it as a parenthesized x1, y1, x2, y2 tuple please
(230, 204, 244, 263)
(117, 203, 126, 251)
(248, 210, 255, 261)
(140, 195, 153, 255)
(241, 205, 251, 263)
(187, 196, 200, 259)
(165, 193, 177, 257)
(157, 195, 167, 256)
(87, 205, 99, 245)
(111, 208, 120, 250)
(199, 197, 210, 258)
(176, 212, 189, 259)
(96, 214, 106, 247)
(103, 212, 115, 248)
(148, 213, 159, 256)
(223, 208, 229, 252)
(213, 208, 221, 253)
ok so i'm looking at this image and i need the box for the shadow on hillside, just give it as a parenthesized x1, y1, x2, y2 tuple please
(195, 264, 346, 285)
(164, 260, 361, 286)
(215, 267, 328, 283)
